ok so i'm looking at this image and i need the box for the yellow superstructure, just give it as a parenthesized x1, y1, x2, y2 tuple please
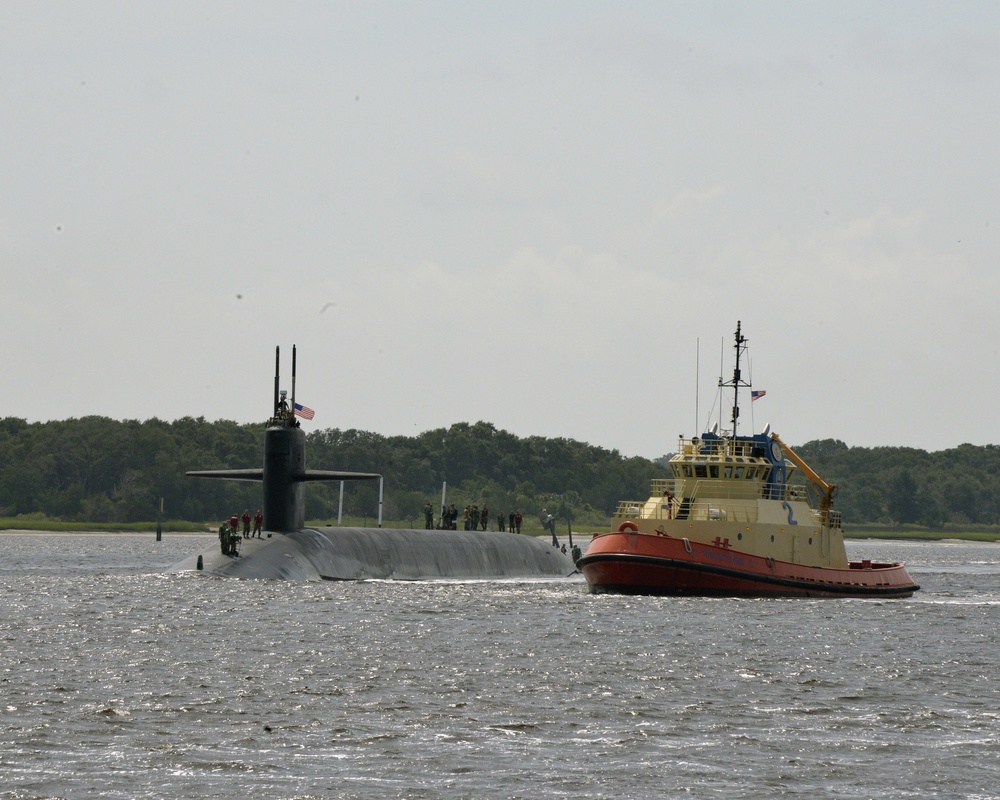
(611, 433, 849, 569)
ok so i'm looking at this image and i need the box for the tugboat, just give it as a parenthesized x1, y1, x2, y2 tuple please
(579, 323, 919, 598)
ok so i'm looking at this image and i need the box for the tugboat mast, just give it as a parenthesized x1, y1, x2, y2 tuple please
(720, 321, 752, 437)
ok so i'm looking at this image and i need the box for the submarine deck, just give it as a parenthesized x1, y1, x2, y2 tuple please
(173, 527, 578, 581)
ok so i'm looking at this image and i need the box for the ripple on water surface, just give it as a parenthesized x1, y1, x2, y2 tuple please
(1, 535, 999, 798)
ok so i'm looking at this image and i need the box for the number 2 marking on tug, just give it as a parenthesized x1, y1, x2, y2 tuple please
(782, 501, 798, 525)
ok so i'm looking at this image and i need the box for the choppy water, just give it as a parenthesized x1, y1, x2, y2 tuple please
(1, 533, 998, 799)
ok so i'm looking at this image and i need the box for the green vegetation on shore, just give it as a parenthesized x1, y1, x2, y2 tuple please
(2, 416, 999, 535)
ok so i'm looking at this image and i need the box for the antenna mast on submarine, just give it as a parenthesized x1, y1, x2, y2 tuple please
(291, 345, 297, 422)
(273, 346, 280, 419)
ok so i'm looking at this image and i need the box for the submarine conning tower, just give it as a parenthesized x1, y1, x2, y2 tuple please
(263, 344, 306, 532)
(187, 346, 383, 533)
(263, 423, 307, 532)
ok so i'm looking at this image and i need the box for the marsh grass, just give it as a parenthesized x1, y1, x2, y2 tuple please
(0, 515, 208, 533)
(846, 527, 1000, 542)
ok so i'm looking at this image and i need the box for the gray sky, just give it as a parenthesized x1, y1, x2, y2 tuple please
(3, 1, 998, 459)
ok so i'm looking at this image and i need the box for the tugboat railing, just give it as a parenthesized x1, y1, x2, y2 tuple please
(677, 437, 759, 458)
(613, 480, 817, 524)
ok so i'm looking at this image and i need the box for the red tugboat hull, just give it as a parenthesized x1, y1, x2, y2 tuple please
(579, 531, 919, 598)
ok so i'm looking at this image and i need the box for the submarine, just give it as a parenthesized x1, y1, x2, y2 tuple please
(173, 346, 576, 581)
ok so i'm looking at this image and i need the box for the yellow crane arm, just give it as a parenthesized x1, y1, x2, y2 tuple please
(770, 433, 838, 517)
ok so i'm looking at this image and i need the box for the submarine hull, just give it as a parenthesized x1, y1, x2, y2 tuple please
(174, 527, 577, 581)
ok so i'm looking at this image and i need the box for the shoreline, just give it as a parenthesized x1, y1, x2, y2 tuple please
(2, 528, 998, 543)
(0, 529, 212, 537)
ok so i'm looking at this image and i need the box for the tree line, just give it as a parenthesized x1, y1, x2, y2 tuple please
(794, 439, 1000, 528)
(1, 416, 997, 529)
(0, 417, 654, 528)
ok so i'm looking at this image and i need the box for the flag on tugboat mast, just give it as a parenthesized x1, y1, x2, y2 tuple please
(294, 402, 315, 420)
(751, 390, 766, 401)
